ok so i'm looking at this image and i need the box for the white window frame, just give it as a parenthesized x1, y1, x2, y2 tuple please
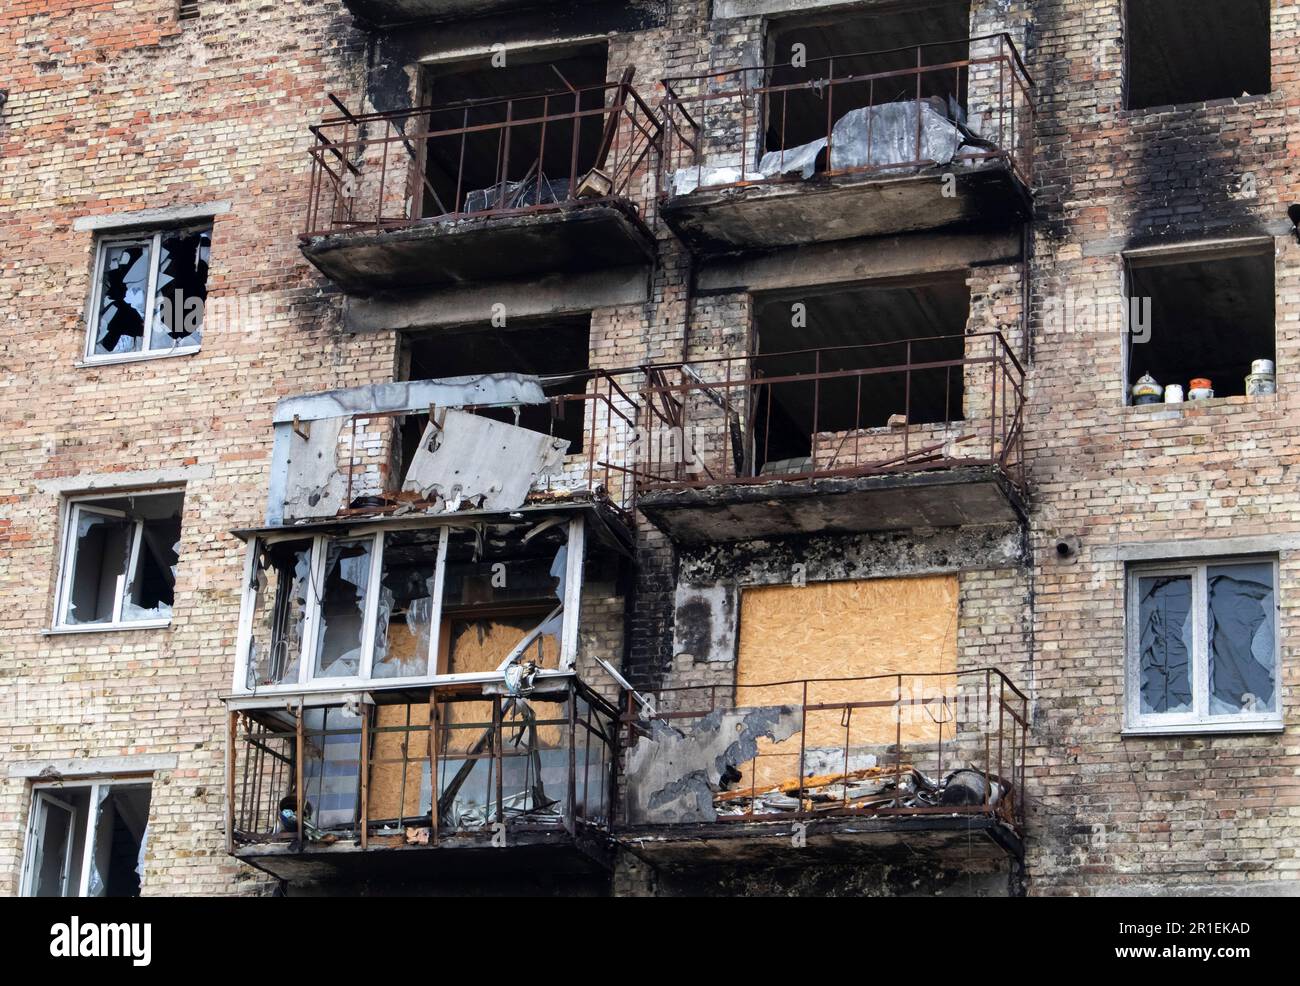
(1125, 555, 1283, 735)
(84, 227, 209, 364)
(232, 517, 585, 696)
(19, 779, 152, 898)
(51, 489, 183, 633)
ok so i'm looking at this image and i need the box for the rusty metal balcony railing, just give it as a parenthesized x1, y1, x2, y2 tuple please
(659, 33, 1033, 197)
(228, 678, 619, 851)
(635, 331, 1026, 495)
(621, 669, 1027, 833)
(304, 71, 663, 239)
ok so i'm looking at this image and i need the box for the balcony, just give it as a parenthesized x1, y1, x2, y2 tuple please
(619, 669, 1027, 867)
(227, 678, 620, 885)
(634, 332, 1026, 542)
(658, 34, 1033, 257)
(300, 74, 661, 294)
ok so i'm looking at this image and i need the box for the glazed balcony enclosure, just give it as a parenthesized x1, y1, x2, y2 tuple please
(658, 34, 1033, 256)
(300, 72, 661, 293)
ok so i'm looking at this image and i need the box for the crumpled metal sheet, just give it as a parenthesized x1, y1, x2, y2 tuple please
(829, 99, 964, 172)
(401, 408, 570, 512)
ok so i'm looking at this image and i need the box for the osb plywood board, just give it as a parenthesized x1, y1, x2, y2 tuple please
(443, 618, 561, 752)
(736, 577, 959, 788)
(369, 703, 430, 822)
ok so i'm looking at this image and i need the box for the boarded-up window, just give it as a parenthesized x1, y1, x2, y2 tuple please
(735, 577, 958, 788)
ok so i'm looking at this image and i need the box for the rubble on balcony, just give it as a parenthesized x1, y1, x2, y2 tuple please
(657, 34, 1033, 257)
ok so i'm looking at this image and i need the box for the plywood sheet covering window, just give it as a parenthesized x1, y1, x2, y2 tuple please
(736, 577, 958, 788)
(369, 703, 431, 823)
(441, 618, 562, 753)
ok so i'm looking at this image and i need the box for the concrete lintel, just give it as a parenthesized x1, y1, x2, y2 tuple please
(1094, 534, 1300, 563)
(273, 374, 548, 424)
(34, 464, 213, 495)
(715, 0, 906, 19)
(345, 266, 650, 333)
(73, 201, 231, 233)
(10, 754, 178, 779)
(696, 229, 1022, 294)
(1082, 221, 1291, 258)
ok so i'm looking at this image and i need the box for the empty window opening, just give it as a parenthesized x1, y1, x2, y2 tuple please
(87, 225, 210, 360)
(420, 43, 610, 218)
(763, 1, 971, 171)
(402, 314, 591, 466)
(1127, 557, 1281, 732)
(56, 490, 184, 629)
(1125, 244, 1275, 404)
(1125, 0, 1270, 109)
(751, 278, 969, 472)
(22, 782, 151, 898)
(177, 0, 200, 21)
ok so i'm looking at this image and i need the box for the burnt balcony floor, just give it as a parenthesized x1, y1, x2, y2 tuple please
(300, 199, 656, 295)
(235, 825, 615, 888)
(659, 162, 1031, 259)
(637, 465, 1026, 543)
(619, 813, 1023, 869)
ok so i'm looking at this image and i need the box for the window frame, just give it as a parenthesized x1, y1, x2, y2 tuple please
(51, 488, 184, 633)
(1124, 555, 1283, 735)
(19, 778, 152, 898)
(83, 225, 210, 364)
(232, 517, 585, 696)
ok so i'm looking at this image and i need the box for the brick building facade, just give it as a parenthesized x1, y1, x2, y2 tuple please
(0, 0, 1295, 897)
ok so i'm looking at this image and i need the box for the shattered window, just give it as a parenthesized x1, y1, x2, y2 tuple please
(247, 538, 313, 687)
(58, 491, 183, 629)
(1207, 562, 1276, 716)
(1128, 558, 1280, 729)
(370, 529, 441, 680)
(21, 783, 151, 898)
(312, 538, 374, 679)
(88, 225, 210, 360)
(1137, 575, 1193, 715)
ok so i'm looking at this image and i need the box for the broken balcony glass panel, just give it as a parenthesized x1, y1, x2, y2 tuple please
(1137, 574, 1193, 715)
(149, 226, 210, 351)
(64, 509, 134, 625)
(93, 240, 152, 356)
(1207, 562, 1276, 715)
(370, 529, 438, 680)
(247, 538, 312, 687)
(312, 538, 373, 679)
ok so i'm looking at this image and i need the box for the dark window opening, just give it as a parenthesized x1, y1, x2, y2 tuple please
(1125, 0, 1270, 109)
(178, 0, 200, 21)
(402, 315, 591, 470)
(751, 278, 969, 471)
(764, 1, 971, 167)
(420, 43, 610, 218)
(1126, 245, 1275, 403)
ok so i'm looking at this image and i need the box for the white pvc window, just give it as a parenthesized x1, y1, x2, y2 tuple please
(20, 781, 152, 898)
(234, 517, 584, 695)
(85, 225, 210, 362)
(53, 490, 184, 631)
(1126, 557, 1282, 734)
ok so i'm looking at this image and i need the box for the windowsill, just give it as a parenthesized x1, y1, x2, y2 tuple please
(1123, 718, 1284, 737)
(1126, 393, 1277, 414)
(1122, 91, 1275, 116)
(76, 346, 201, 369)
(44, 621, 172, 636)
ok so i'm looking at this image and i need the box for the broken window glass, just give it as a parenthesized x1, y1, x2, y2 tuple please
(1208, 562, 1276, 715)
(60, 492, 183, 628)
(93, 240, 152, 356)
(149, 226, 209, 351)
(1137, 574, 1193, 715)
(22, 783, 151, 898)
(88, 225, 212, 360)
(247, 538, 312, 687)
(371, 529, 439, 680)
(312, 538, 373, 679)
